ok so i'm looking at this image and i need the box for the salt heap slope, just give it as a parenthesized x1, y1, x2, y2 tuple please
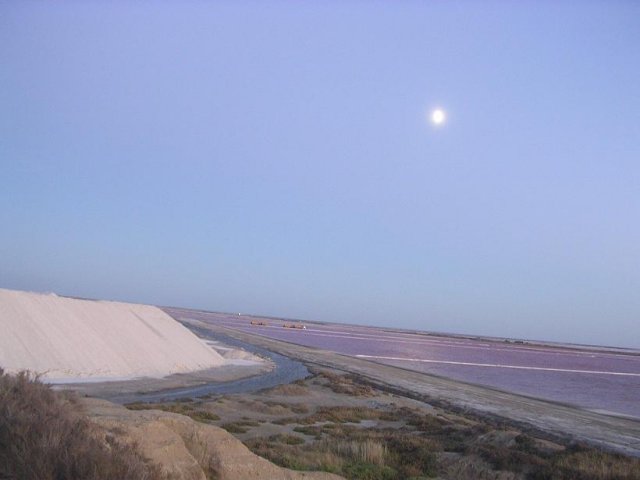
(0, 288, 225, 381)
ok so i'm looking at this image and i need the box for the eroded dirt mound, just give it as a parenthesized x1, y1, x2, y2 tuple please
(83, 398, 343, 480)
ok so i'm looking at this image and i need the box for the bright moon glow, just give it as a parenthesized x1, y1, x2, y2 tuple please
(431, 108, 446, 125)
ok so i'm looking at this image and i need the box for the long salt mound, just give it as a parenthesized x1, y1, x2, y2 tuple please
(0, 288, 225, 381)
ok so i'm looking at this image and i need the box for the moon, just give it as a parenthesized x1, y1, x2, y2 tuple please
(431, 108, 446, 126)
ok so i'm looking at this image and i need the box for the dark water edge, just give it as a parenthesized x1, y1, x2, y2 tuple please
(106, 326, 309, 404)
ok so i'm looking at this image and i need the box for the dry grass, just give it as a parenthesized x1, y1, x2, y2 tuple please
(268, 434, 306, 445)
(245, 423, 439, 479)
(129, 370, 640, 480)
(318, 371, 375, 397)
(274, 406, 392, 425)
(126, 401, 220, 423)
(327, 439, 388, 466)
(0, 368, 165, 480)
(538, 445, 640, 480)
(219, 420, 260, 433)
(474, 438, 640, 480)
(250, 407, 640, 480)
(263, 383, 310, 396)
(237, 372, 640, 480)
(265, 400, 310, 414)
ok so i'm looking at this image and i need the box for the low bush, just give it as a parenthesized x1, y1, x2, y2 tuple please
(220, 420, 260, 434)
(0, 368, 164, 480)
(190, 411, 220, 423)
(245, 426, 439, 480)
(270, 434, 306, 445)
(342, 462, 397, 480)
(533, 444, 640, 480)
(125, 401, 219, 423)
(264, 400, 310, 414)
(319, 372, 375, 397)
(297, 406, 390, 425)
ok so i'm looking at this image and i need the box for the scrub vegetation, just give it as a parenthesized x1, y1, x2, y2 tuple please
(127, 400, 221, 423)
(128, 369, 640, 480)
(0, 369, 164, 480)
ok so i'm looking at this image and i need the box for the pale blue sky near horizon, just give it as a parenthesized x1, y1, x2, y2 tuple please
(1, 2, 639, 348)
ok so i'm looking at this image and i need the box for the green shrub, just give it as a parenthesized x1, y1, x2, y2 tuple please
(190, 411, 220, 423)
(271, 434, 305, 445)
(343, 462, 397, 480)
(220, 420, 259, 434)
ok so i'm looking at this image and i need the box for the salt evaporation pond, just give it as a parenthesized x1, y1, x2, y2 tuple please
(166, 308, 640, 419)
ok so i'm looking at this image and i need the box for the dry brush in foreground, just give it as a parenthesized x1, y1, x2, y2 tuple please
(0, 368, 164, 480)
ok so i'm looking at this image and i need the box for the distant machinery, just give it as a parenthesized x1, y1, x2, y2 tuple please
(282, 323, 307, 330)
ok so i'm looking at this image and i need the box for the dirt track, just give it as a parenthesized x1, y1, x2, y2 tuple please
(184, 320, 640, 458)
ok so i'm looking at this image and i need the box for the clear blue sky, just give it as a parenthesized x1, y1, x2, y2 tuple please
(1, 2, 639, 348)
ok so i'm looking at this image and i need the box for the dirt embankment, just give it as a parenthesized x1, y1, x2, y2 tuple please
(83, 397, 343, 480)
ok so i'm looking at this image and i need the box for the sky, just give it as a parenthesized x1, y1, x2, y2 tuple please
(1, 2, 639, 348)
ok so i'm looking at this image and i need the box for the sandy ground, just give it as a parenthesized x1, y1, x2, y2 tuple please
(59, 362, 273, 398)
(185, 321, 640, 458)
(82, 397, 343, 480)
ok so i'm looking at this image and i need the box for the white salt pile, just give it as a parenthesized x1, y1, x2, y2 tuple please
(0, 288, 225, 381)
